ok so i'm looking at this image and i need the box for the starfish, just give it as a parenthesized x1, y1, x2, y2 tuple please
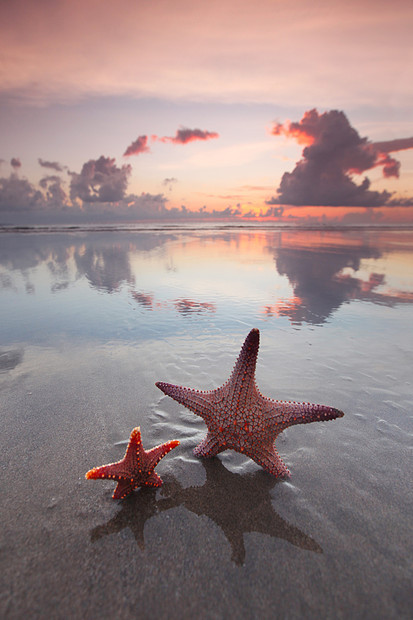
(85, 427, 179, 499)
(156, 328, 344, 477)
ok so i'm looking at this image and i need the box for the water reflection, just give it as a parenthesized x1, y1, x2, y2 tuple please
(131, 291, 155, 310)
(272, 243, 380, 324)
(73, 244, 135, 294)
(174, 299, 215, 316)
(131, 292, 216, 315)
(90, 459, 321, 565)
(1, 229, 413, 329)
(264, 237, 413, 324)
(0, 232, 173, 295)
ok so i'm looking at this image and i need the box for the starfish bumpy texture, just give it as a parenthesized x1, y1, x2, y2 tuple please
(86, 427, 179, 499)
(156, 328, 344, 477)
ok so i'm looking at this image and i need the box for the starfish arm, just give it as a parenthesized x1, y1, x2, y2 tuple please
(144, 471, 164, 487)
(156, 381, 215, 422)
(86, 427, 144, 481)
(262, 398, 344, 432)
(113, 479, 136, 500)
(85, 462, 124, 481)
(226, 328, 260, 395)
(145, 439, 180, 471)
(193, 432, 226, 458)
(245, 442, 290, 478)
(122, 426, 145, 469)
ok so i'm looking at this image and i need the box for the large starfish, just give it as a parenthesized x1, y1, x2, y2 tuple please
(85, 427, 179, 499)
(156, 328, 344, 477)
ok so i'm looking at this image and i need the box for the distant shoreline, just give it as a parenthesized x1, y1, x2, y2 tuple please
(2, 222, 413, 234)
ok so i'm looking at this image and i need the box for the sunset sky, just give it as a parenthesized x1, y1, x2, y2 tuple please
(1, 0, 412, 225)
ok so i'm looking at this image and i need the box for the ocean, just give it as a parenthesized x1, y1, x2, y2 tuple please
(1, 225, 412, 618)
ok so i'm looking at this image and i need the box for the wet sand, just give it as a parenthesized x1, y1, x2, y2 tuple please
(1, 228, 412, 618)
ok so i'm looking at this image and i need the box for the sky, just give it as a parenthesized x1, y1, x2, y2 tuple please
(1, 0, 413, 225)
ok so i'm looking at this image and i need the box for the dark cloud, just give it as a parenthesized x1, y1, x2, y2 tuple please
(154, 127, 219, 145)
(210, 206, 241, 218)
(39, 175, 67, 205)
(261, 204, 284, 217)
(38, 158, 64, 172)
(123, 135, 150, 157)
(272, 109, 413, 207)
(11, 158, 21, 169)
(69, 156, 131, 203)
(0, 172, 71, 223)
(0, 162, 168, 223)
(387, 197, 413, 207)
(0, 161, 237, 223)
(0, 174, 44, 211)
(162, 177, 178, 189)
(120, 193, 169, 219)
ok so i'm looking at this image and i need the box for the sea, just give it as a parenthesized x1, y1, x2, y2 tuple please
(1, 222, 412, 618)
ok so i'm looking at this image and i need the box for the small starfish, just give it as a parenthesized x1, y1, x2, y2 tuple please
(85, 427, 179, 499)
(156, 328, 344, 477)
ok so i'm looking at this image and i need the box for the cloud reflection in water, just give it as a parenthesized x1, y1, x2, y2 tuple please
(1, 229, 413, 335)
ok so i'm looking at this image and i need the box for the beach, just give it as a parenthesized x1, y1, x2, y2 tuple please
(1, 226, 412, 619)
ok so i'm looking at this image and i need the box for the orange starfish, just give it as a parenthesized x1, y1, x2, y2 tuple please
(156, 328, 344, 477)
(86, 427, 179, 499)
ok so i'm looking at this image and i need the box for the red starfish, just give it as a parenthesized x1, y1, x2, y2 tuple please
(156, 328, 344, 477)
(85, 427, 179, 499)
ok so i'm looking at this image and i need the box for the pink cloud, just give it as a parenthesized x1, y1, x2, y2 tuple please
(123, 135, 150, 157)
(154, 127, 219, 145)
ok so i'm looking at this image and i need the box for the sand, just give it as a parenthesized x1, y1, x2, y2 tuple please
(1, 228, 412, 618)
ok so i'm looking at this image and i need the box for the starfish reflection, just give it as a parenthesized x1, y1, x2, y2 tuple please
(90, 459, 322, 565)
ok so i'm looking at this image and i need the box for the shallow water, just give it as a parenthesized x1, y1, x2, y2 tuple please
(1, 227, 412, 618)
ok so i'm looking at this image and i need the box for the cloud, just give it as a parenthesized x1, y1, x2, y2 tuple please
(0, 169, 170, 223)
(162, 177, 178, 191)
(1, 1, 411, 109)
(0, 174, 43, 211)
(372, 137, 413, 153)
(38, 158, 65, 172)
(154, 127, 219, 145)
(272, 109, 413, 207)
(261, 202, 284, 217)
(0, 150, 245, 224)
(162, 177, 178, 186)
(123, 135, 150, 157)
(39, 175, 67, 205)
(11, 158, 21, 169)
(69, 156, 131, 203)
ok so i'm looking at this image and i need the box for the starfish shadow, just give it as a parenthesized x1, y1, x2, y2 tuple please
(90, 487, 160, 550)
(89, 459, 322, 565)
